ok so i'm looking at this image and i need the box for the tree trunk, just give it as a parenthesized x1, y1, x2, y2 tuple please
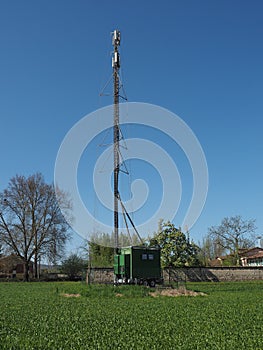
(34, 252, 38, 279)
(23, 260, 30, 282)
(235, 238, 240, 266)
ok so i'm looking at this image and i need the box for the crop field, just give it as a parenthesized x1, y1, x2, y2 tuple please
(0, 281, 263, 349)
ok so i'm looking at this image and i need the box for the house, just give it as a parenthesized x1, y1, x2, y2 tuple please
(208, 247, 263, 267)
(0, 254, 33, 279)
(240, 247, 263, 267)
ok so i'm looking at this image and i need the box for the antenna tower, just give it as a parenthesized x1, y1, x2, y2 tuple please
(112, 29, 121, 253)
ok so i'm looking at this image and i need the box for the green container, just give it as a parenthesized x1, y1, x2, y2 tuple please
(114, 246, 162, 286)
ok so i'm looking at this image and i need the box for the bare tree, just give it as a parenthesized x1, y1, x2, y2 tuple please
(198, 234, 226, 266)
(208, 215, 256, 265)
(0, 173, 71, 281)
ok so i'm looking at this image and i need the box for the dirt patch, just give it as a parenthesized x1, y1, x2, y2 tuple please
(61, 293, 81, 298)
(115, 293, 123, 297)
(150, 288, 206, 297)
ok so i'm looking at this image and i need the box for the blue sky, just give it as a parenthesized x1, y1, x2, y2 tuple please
(1, 1, 263, 252)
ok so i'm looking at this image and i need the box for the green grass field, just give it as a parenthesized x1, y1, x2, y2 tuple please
(0, 281, 262, 349)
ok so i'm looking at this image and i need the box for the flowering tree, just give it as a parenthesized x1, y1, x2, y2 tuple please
(150, 221, 200, 268)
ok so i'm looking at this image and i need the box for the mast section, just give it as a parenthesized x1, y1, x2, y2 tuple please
(112, 30, 121, 253)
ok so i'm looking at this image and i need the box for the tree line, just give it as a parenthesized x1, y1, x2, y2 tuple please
(86, 216, 257, 269)
(0, 173, 258, 281)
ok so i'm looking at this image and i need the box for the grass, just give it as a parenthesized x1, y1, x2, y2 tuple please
(0, 281, 263, 349)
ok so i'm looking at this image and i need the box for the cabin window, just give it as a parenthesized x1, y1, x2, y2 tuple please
(148, 254, 154, 260)
(142, 254, 147, 260)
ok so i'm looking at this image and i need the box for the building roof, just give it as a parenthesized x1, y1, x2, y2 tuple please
(239, 247, 263, 259)
(209, 247, 263, 266)
(246, 251, 263, 260)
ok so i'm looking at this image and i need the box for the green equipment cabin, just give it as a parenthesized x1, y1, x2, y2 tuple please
(114, 246, 163, 287)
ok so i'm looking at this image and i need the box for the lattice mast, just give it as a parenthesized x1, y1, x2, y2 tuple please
(112, 29, 121, 254)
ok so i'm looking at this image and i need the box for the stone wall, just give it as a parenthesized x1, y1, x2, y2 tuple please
(87, 268, 114, 284)
(86, 266, 263, 284)
(163, 266, 263, 283)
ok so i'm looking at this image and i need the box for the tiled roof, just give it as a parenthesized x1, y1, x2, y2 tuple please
(246, 251, 263, 260)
